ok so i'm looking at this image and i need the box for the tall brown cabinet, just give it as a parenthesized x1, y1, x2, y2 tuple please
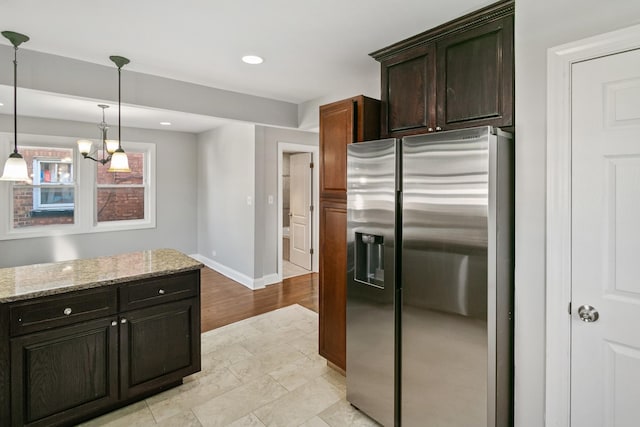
(318, 96, 380, 371)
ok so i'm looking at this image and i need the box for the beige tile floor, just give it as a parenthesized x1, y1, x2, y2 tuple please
(80, 304, 380, 427)
(283, 260, 311, 279)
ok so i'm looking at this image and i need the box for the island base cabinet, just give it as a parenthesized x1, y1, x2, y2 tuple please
(3, 269, 201, 427)
(10, 317, 119, 427)
(120, 298, 200, 399)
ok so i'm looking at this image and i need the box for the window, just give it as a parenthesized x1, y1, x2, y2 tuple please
(0, 135, 155, 239)
(96, 151, 146, 223)
(12, 147, 76, 229)
(33, 158, 74, 210)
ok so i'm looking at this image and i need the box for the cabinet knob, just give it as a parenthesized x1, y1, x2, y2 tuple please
(435, 126, 442, 131)
(428, 127, 434, 132)
(158, 289, 165, 295)
(111, 321, 117, 327)
(63, 307, 72, 316)
(120, 318, 127, 324)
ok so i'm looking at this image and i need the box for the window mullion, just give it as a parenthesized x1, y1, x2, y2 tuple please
(77, 146, 94, 231)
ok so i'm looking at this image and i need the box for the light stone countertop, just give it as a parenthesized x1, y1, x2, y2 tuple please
(0, 248, 203, 303)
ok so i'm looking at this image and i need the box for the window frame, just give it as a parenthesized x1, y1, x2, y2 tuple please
(0, 133, 156, 240)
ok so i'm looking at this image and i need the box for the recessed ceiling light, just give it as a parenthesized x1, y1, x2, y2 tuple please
(160, 122, 172, 126)
(0, 102, 4, 106)
(242, 55, 263, 65)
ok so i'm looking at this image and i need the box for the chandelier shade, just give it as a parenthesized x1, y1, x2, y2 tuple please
(105, 140, 120, 153)
(77, 139, 93, 155)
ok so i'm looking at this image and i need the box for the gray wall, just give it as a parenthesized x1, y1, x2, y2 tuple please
(196, 124, 317, 282)
(514, 1, 640, 425)
(256, 126, 318, 278)
(196, 123, 256, 278)
(0, 115, 198, 267)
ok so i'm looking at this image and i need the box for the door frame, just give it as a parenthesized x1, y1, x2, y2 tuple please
(277, 142, 319, 281)
(545, 23, 640, 426)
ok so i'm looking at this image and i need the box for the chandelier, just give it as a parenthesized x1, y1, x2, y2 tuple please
(77, 104, 119, 165)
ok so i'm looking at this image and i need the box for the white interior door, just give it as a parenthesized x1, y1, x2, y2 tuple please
(289, 152, 312, 270)
(571, 48, 640, 426)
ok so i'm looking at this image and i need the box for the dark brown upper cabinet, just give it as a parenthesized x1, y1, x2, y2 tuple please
(381, 43, 436, 136)
(436, 14, 513, 130)
(371, 0, 514, 137)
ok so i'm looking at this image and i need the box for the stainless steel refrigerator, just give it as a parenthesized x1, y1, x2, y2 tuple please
(346, 126, 513, 427)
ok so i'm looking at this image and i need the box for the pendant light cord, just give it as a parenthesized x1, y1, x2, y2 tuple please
(12, 45, 18, 154)
(118, 65, 122, 150)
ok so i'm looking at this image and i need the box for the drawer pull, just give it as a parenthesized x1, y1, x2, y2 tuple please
(63, 308, 72, 316)
(158, 289, 166, 295)
(111, 321, 117, 327)
(121, 318, 127, 324)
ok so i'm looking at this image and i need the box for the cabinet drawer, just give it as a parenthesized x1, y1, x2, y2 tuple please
(119, 271, 199, 311)
(9, 287, 117, 336)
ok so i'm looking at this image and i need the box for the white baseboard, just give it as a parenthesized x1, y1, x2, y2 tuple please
(263, 273, 281, 287)
(191, 254, 280, 290)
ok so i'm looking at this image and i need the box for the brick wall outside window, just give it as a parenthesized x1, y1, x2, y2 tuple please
(96, 152, 145, 223)
(13, 147, 74, 229)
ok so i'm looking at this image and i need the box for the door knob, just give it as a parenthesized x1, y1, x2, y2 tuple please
(435, 126, 442, 131)
(577, 305, 599, 323)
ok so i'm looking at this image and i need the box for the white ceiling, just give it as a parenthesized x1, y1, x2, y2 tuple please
(0, 0, 494, 131)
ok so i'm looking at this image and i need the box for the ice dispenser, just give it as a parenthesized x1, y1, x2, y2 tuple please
(354, 232, 385, 288)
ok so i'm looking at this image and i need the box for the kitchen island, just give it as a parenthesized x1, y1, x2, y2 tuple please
(0, 249, 203, 427)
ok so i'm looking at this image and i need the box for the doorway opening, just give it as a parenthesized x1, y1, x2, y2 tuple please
(278, 142, 319, 281)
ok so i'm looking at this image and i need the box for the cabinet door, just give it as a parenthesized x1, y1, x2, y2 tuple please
(120, 298, 200, 399)
(380, 43, 436, 137)
(319, 99, 356, 200)
(10, 317, 118, 427)
(319, 200, 347, 370)
(436, 15, 514, 130)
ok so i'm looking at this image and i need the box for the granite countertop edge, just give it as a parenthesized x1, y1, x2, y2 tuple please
(0, 249, 204, 304)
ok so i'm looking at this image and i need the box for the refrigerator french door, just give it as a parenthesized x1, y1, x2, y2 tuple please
(346, 127, 513, 427)
(346, 138, 398, 427)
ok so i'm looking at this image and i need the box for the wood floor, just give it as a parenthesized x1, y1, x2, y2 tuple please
(200, 266, 319, 332)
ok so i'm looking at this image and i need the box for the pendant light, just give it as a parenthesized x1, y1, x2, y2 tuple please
(107, 56, 131, 173)
(0, 31, 30, 182)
